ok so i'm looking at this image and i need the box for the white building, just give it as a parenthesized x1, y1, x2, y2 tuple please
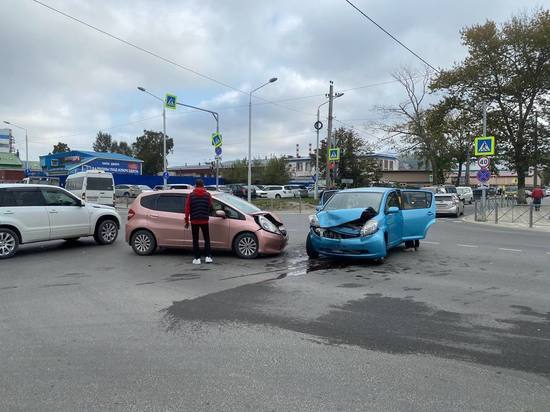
(0, 128, 14, 153)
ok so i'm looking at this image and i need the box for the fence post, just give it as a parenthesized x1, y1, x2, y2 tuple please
(495, 202, 498, 224)
(298, 195, 302, 214)
(529, 204, 533, 228)
(474, 200, 478, 221)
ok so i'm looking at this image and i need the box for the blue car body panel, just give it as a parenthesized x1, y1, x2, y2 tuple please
(308, 187, 436, 260)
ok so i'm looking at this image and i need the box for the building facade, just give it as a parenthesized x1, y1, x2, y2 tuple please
(0, 128, 15, 154)
(40, 151, 143, 176)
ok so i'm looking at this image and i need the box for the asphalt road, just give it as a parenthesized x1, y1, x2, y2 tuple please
(1, 206, 549, 411)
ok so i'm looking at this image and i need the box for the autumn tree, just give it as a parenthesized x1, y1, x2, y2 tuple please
(261, 156, 291, 185)
(132, 130, 174, 175)
(431, 9, 550, 202)
(93, 131, 113, 152)
(51, 142, 70, 154)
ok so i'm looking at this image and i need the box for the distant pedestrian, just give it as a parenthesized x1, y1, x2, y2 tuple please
(531, 186, 544, 211)
(185, 179, 213, 264)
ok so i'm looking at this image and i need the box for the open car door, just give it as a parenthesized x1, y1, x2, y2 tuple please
(400, 190, 435, 240)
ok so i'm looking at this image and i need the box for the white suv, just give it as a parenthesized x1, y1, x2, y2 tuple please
(0, 184, 121, 259)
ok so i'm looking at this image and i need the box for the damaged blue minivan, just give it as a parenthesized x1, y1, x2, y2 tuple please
(306, 187, 436, 261)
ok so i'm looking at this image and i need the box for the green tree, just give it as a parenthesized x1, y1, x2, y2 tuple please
(222, 159, 248, 183)
(132, 130, 174, 175)
(311, 127, 381, 187)
(431, 9, 550, 202)
(93, 131, 113, 152)
(262, 156, 291, 185)
(52, 142, 70, 154)
(111, 141, 134, 157)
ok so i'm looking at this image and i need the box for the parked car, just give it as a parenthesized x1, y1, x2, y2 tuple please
(65, 170, 115, 207)
(126, 190, 287, 259)
(252, 185, 268, 198)
(456, 186, 474, 204)
(545, 187, 550, 196)
(20, 176, 60, 186)
(226, 183, 256, 199)
(286, 185, 308, 198)
(0, 184, 120, 259)
(205, 185, 232, 193)
(263, 185, 294, 199)
(435, 193, 464, 217)
(306, 187, 435, 261)
(153, 184, 193, 191)
(115, 184, 134, 198)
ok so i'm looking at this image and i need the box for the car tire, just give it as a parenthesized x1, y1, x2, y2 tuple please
(233, 232, 259, 259)
(94, 219, 118, 245)
(275, 194, 281, 199)
(306, 233, 319, 259)
(0, 228, 19, 259)
(131, 230, 156, 255)
(414, 239, 420, 250)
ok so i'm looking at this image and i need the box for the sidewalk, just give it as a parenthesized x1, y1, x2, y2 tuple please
(463, 213, 550, 233)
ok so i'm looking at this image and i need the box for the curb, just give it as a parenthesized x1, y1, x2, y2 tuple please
(462, 215, 550, 233)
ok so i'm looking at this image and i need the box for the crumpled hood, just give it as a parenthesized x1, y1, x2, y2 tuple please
(317, 208, 371, 228)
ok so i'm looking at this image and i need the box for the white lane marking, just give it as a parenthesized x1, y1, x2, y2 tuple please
(422, 241, 440, 244)
(498, 248, 523, 252)
(457, 244, 478, 248)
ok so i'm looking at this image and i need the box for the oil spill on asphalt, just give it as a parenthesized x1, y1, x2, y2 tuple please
(0, 286, 18, 290)
(337, 283, 365, 288)
(163, 283, 550, 376)
(166, 273, 201, 281)
(403, 287, 422, 291)
(136, 281, 156, 286)
(40, 283, 80, 288)
(58, 272, 90, 278)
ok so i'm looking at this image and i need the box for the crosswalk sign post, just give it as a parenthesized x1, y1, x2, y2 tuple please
(164, 94, 177, 110)
(328, 147, 340, 161)
(474, 136, 495, 156)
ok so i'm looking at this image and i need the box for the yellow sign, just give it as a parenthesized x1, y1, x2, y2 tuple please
(474, 136, 495, 156)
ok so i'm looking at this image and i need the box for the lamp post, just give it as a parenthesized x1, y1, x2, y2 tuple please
(176, 101, 220, 189)
(137, 87, 167, 187)
(248, 77, 278, 202)
(315, 92, 343, 200)
(3, 121, 28, 174)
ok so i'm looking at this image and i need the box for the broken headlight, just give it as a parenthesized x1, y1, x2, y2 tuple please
(309, 214, 321, 235)
(360, 220, 378, 237)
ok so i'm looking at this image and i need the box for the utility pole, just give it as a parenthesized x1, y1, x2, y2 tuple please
(465, 139, 471, 186)
(533, 111, 538, 187)
(481, 103, 487, 219)
(162, 106, 167, 187)
(325, 81, 334, 187)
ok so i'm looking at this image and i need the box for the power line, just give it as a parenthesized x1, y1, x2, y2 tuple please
(343, 0, 439, 72)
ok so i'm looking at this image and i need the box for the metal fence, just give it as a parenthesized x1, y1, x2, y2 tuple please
(475, 198, 550, 228)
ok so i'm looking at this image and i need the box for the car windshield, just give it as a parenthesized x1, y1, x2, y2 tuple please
(323, 192, 383, 212)
(216, 192, 261, 214)
(436, 195, 454, 201)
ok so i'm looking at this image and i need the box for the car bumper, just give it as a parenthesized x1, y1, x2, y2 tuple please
(436, 205, 458, 215)
(308, 229, 386, 259)
(257, 230, 288, 255)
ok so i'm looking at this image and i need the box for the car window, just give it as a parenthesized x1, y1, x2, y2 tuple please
(156, 194, 186, 213)
(140, 194, 158, 210)
(211, 199, 240, 219)
(385, 191, 400, 211)
(41, 189, 80, 206)
(10, 189, 46, 207)
(65, 177, 84, 191)
(87, 177, 113, 191)
(0, 189, 17, 207)
(436, 195, 454, 201)
(402, 191, 432, 209)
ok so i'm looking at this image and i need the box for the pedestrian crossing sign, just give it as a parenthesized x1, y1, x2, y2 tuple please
(328, 147, 340, 161)
(474, 136, 495, 156)
(165, 93, 177, 110)
(211, 132, 222, 148)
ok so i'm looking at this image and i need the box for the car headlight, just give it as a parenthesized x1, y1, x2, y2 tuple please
(258, 215, 280, 234)
(309, 214, 320, 227)
(360, 220, 378, 237)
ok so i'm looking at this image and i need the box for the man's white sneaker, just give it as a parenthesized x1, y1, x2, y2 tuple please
(192, 259, 201, 265)
(205, 257, 213, 263)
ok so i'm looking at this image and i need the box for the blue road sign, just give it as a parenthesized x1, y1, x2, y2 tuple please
(164, 94, 177, 110)
(477, 168, 491, 183)
(211, 132, 223, 148)
(474, 136, 495, 156)
(312, 174, 317, 182)
(215, 146, 222, 156)
(25, 169, 31, 175)
(162, 171, 170, 180)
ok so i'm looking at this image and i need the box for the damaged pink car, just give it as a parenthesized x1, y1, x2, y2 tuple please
(126, 190, 288, 259)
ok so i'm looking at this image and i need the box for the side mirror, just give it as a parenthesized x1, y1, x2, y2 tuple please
(79, 200, 85, 207)
(388, 206, 400, 214)
(315, 205, 322, 212)
(215, 210, 226, 219)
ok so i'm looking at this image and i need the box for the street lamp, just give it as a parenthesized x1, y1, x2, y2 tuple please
(248, 77, 278, 202)
(137, 87, 167, 187)
(314, 92, 343, 199)
(3, 120, 28, 174)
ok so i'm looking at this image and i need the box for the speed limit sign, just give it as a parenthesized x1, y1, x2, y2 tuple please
(477, 157, 490, 168)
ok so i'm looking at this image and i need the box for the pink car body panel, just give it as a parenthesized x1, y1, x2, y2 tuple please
(125, 190, 287, 255)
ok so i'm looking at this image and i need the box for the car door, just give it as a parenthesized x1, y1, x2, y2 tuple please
(384, 191, 403, 247)
(153, 193, 188, 247)
(401, 190, 435, 239)
(41, 188, 91, 239)
(209, 199, 232, 249)
(0, 188, 50, 242)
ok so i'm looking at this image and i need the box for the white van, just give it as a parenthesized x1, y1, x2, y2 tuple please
(65, 170, 115, 206)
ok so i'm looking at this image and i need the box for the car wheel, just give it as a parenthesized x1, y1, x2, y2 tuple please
(455, 209, 460, 218)
(94, 219, 118, 245)
(306, 233, 319, 259)
(405, 240, 414, 249)
(233, 232, 259, 259)
(123, 192, 130, 198)
(275, 194, 281, 199)
(414, 239, 420, 251)
(131, 230, 156, 255)
(0, 228, 19, 259)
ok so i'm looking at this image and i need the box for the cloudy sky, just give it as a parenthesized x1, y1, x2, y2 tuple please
(0, 0, 544, 166)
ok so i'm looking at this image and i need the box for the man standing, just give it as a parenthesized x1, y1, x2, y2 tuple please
(185, 179, 213, 264)
(531, 186, 544, 212)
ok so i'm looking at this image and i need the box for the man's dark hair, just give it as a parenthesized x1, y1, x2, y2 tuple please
(195, 179, 204, 187)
